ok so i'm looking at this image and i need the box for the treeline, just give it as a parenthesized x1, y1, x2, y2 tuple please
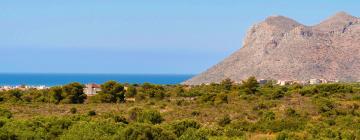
(1, 77, 360, 104)
(0, 81, 165, 104)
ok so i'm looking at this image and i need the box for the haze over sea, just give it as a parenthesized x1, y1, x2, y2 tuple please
(0, 74, 193, 86)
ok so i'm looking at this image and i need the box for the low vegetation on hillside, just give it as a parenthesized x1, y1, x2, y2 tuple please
(1, 77, 360, 139)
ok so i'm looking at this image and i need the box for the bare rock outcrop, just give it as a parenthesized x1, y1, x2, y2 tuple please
(184, 12, 360, 85)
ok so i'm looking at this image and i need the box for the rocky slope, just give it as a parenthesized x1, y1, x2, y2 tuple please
(184, 12, 360, 85)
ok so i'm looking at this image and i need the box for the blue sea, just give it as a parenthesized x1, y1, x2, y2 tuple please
(0, 74, 194, 86)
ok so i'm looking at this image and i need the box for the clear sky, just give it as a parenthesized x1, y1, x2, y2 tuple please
(1, 0, 359, 74)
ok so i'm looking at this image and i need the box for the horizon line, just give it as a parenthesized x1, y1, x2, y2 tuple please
(0, 72, 196, 75)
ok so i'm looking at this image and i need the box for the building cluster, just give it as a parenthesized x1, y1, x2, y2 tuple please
(0, 85, 49, 91)
(259, 78, 340, 86)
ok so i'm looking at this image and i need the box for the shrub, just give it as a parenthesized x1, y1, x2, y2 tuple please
(262, 111, 276, 121)
(128, 108, 163, 124)
(285, 108, 299, 117)
(314, 98, 337, 116)
(224, 128, 245, 137)
(137, 110, 163, 124)
(220, 78, 234, 91)
(170, 119, 201, 137)
(125, 85, 137, 98)
(0, 117, 74, 139)
(117, 123, 176, 140)
(128, 107, 143, 121)
(228, 120, 253, 132)
(241, 76, 259, 94)
(199, 94, 216, 104)
(87, 110, 96, 116)
(178, 128, 208, 140)
(276, 131, 289, 140)
(60, 121, 123, 140)
(271, 89, 285, 99)
(96, 81, 125, 103)
(176, 99, 186, 106)
(299, 86, 316, 96)
(214, 93, 228, 104)
(253, 101, 275, 111)
(113, 116, 128, 124)
(70, 107, 77, 114)
(217, 115, 231, 127)
(61, 82, 86, 104)
(191, 111, 200, 116)
(134, 93, 146, 102)
(0, 108, 12, 119)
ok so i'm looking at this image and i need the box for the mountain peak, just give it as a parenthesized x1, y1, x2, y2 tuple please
(314, 11, 359, 31)
(183, 12, 360, 85)
(263, 15, 301, 27)
(331, 11, 355, 19)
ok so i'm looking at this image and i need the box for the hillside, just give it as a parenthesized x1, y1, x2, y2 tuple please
(184, 12, 360, 85)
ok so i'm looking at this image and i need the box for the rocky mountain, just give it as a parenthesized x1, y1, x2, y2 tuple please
(183, 12, 360, 85)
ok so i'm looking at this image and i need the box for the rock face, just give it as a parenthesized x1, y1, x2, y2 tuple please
(183, 12, 360, 85)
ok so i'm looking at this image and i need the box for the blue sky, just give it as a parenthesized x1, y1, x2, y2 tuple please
(1, 0, 359, 74)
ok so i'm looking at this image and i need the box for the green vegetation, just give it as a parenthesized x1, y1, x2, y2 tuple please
(1, 77, 360, 139)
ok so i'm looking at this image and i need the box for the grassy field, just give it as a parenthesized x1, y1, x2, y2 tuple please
(1, 79, 360, 139)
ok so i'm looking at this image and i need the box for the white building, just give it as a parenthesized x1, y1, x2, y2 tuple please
(309, 79, 321, 85)
(84, 84, 101, 96)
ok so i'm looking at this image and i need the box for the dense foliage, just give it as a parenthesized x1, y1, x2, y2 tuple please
(1, 77, 360, 139)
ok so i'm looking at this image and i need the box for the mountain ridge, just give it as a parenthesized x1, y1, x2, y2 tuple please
(183, 12, 360, 85)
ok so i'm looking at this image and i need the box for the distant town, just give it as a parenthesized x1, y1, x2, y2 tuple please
(0, 78, 347, 96)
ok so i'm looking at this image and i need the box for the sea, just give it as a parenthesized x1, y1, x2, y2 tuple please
(0, 74, 194, 86)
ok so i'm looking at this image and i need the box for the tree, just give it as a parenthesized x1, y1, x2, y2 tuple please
(220, 78, 234, 91)
(125, 85, 137, 98)
(49, 86, 63, 104)
(97, 81, 125, 103)
(140, 83, 165, 99)
(241, 76, 259, 94)
(61, 82, 86, 104)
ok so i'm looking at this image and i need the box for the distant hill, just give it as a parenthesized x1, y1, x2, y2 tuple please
(184, 12, 360, 85)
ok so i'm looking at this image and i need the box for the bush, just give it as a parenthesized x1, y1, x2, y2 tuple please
(87, 110, 96, 116)
(113, 116, 128, 124)
(128, 108, 163, 124)
(137, 110, 163, 124)
(135, 93, 146, 102)
(271, 89, 285, 99)
(70, 107, 77, 114)
(228, 120, 252, 132)
(178, 128, 208, 140)
(241, 76, 259, 94)
(117, 123, 176, 140)
(276, 131, 289, 140)
(0, 117, 74, 139)
(61, 82, 86, 104)
(95, 81, 125, 103)
(125, 85, 137, 98)
(217, 115, 231, 127)
(191, 111, 200, 116)
(214, 93, 228, 104)
(170, 119, 201, 137)
(263, 111, 276, 121)
(0, 108, 12, 119)
(199, 94, 216, 104)
(285, 108, 299, 117)
(128, 107, 143, 121)
(60, 121, 123, 140)
(224, 128, 245, 137)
